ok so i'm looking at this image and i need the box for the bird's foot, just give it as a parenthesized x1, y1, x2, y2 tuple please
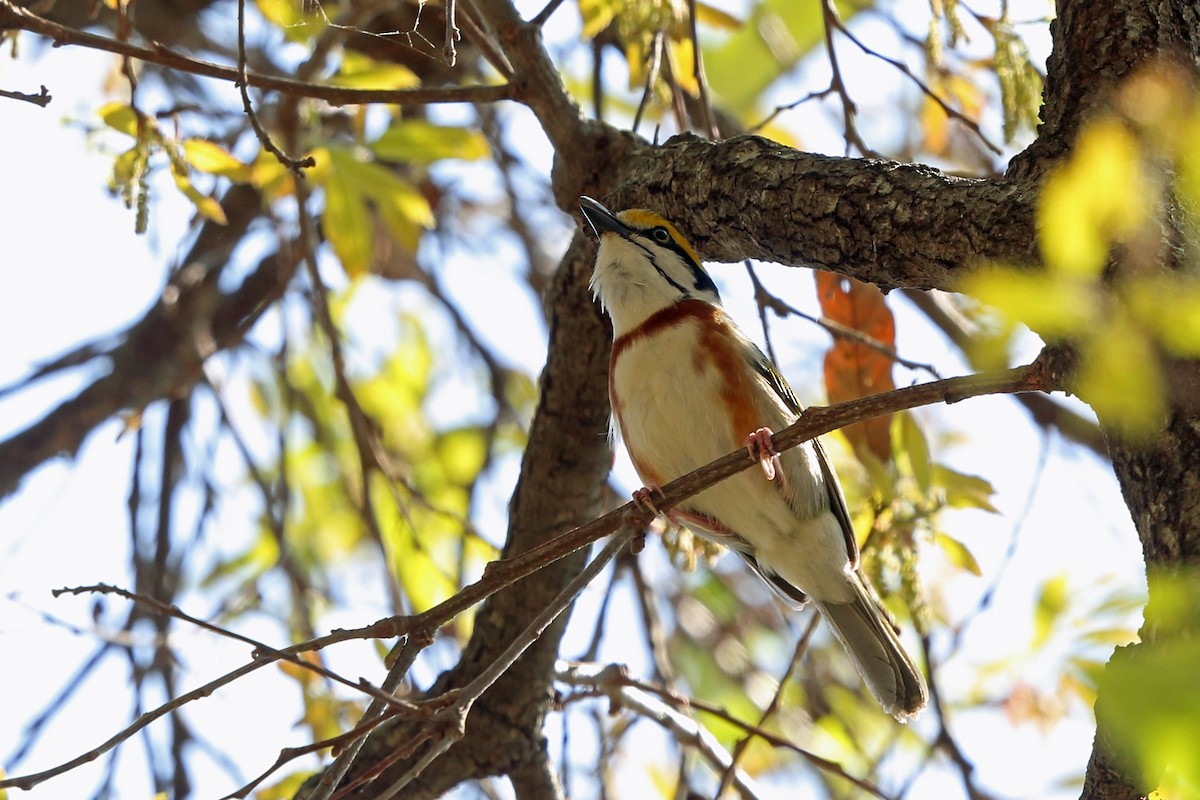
(745, 427, 784, 483)
(631, 484, 666, 516)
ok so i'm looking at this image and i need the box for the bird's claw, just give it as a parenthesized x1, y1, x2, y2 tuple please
(745, 427, 783, 482)
(632, 484, 665, 516)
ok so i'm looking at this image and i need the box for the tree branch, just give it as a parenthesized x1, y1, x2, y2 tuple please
(614, 133, 1039, 290)
(0, 0, 511, 107)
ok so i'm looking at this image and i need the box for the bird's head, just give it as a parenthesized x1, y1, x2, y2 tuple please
(580, 196, 720, 336)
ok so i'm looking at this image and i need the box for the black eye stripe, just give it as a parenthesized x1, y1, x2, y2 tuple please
(632, 239, 722, 301)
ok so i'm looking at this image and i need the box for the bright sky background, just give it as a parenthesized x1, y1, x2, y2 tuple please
(0, 2, 1147, 798)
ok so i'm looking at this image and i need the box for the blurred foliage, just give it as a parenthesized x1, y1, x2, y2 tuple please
(964, 64, 1200, 436)
(2, 1, 1156, 799)
(1098, 569, 1200, 798)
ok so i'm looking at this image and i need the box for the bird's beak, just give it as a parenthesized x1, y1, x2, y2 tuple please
(580, 196, 628, 238)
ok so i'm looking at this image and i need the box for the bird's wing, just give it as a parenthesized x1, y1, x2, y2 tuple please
(744, 342, 859, 566)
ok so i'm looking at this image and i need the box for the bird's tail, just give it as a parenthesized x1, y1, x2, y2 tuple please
(816, 575, 928, 720)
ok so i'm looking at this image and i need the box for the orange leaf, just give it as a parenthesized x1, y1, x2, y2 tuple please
(815, 272, 896, 465)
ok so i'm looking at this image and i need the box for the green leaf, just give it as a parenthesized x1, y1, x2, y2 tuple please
(894, 412, 932, 492)
(931, 465, 998, 513)
(372, 120, 490, 164)
(1034, 574, 1069, 649)
(330, 51, 420, 90)
(934, 532, 981, 576)
(317, 148, 375, 276)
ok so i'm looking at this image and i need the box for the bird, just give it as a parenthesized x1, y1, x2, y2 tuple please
(580, 195, 928, 720)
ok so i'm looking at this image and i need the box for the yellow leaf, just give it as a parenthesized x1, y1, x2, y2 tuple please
(961, 266, 1098, 340)
(99, 102, 141, 137)
(578, 0, 618, 39)
(668, 37, 698, 96)
(931, 465, 999, 513)
(934, 532, 982, 576)
(182, 139, 251, 180)
(1074, 317, 1166, 438)
(1034, 574, 1068, 649)
(249, 148, 295, 199)
(1039, 118, 1148, 277)
(330, 51, 420, 90)
(1124, 276, 1200, 357)
(921, 95, 950, 155)
(171, 170, 228, 224)
(324, 146, 434, 253)
(694, 1, 742, 30)
(894, 412, 931, 492)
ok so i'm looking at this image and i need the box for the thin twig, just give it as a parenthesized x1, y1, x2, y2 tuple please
(819, 0, 880, 158)
(237, 0, 313, 171)
(632, 31, 664, 135)
(749, 266, 942, 379)
(0, 360, 1057, 793)
(686, 0, 718, 139)
(372, 531, 634, 797)
(51, 584, 418, 713)
(0, 1, 511, 107)
(749, 86, 835, 133)
(443, 0, 462, 65)
(823, 1, 1002, 156)
(560, 663, 763, 799)
(531, 0, 567, 27)
(714, 612, 820, 798)
(0, 84, 51, 106)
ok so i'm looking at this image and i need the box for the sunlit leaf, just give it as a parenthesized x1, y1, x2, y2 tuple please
(1038, 118, 1148, 277)
(1124, 276, 1200, 357)
(316, 148, 375, 277)
(170, 162, 227, 224)
(256, 0, 326, 41)
(330, 51, 421, 90)
(256, 770, 315, 800)
(98, 101, 142, 137)
(437, 428, 488, 485)
(961, 267, 1097, 340)
(577, 0, 619, 39)
(372, 120, 490, 163)
(182, 139, 252, 181)
(704, 0, 859, 115)
(934, 532, 981, 576)
(1034, 574, 1069, 649)
(667, 37, 698, 96)
(1074, 317, 1166, 438)
(694, 1, 741, 30)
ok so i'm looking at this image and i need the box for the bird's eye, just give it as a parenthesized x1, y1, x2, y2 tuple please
(652, 227, 671, 244)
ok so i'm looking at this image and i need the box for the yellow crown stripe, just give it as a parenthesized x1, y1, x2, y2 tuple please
(617, 209, 703, 267)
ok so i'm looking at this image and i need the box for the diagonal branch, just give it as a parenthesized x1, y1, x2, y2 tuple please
(0, 1, 511, 107)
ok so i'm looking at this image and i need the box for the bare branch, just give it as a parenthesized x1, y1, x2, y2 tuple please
(0, 1, 511, 107)
(0, 83, 51, 106)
